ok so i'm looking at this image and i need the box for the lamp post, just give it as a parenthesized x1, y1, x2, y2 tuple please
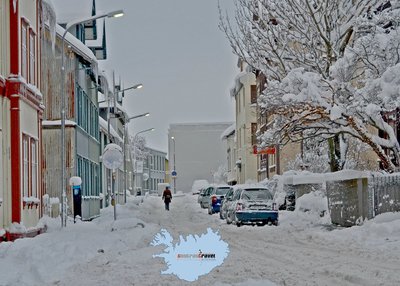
(132, 128, 155, 195)
(60, 10, 124, 228)
(171, 136, 176, 194)
(123, 113, 150, 203)
(106, 80, 143, 205)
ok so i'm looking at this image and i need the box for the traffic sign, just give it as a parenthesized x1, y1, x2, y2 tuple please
(171, 170, 177, 178)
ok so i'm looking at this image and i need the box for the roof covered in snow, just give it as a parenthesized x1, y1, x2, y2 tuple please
(99, 116, 123, 143)
(56, 25, 98, 65)
(220, 123, 235, 140)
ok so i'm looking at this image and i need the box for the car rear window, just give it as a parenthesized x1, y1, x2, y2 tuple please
(216, 187, 230, 195)
(241, 189, 273, 200)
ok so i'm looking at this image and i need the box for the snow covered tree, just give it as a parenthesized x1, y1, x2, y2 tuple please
(129, 135, 149, 162)
(220, 0, 400, 172)
(212, 164, 228, 184)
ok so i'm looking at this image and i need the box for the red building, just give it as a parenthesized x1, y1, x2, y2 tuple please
(0, 0, 44, 240)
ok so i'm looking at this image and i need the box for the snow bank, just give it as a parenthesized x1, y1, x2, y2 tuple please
(7, 223, 27, 234)
(327, 212, 400, 249)
(296, 191, 328, 214)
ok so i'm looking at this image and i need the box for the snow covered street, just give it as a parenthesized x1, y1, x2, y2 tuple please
(1, 193, 400, 286)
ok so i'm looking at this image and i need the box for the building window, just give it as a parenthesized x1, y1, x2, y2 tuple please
(76, 24, 85, 43)
(77, 155, 100, 197)
(22, 135, 38, 198)
(31, 140, 37, 197)
(269, 153, 276, 168)
(251, 85, 257, 104)
(251, 123, 257, 145)
(23, 136, 29, 197)
(21, 21, 28, 79)
(29, 30, 36, 84)
(76, 84, 99, 140)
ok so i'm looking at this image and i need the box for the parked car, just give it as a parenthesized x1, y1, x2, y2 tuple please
(197, 188, 207, 204)
(191, 179, 209, 195)
(199, 186, 214, 208)
(278, 190, 296, 211)
(208, 186, 231, 214)
(219, 188, 234, 219)
(226, 187, 278, 227)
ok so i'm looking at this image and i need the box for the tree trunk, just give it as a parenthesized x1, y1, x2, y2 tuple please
(328, 137, 339, 172)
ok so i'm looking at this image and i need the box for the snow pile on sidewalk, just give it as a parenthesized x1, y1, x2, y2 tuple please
(1, 193, 400, 285)
(295, 191, 328, 214)
(326, 212, 400, 250)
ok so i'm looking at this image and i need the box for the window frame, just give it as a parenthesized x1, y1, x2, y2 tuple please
(21, 19, 28, 79)
(31, 139, 38, 198)
(28, 28, 36, 85)
(22, 135, 30, 198)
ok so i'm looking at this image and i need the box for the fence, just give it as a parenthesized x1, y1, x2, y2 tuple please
(372, 174, 400, 216)
(81, 196, 101, 221)
(278, 171, 400, 227)
(326, 172, 400, 227)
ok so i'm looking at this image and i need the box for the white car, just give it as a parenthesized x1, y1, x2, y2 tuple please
(199, 186, 214, 208)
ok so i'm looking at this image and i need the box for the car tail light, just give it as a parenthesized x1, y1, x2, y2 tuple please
(211, 196, 217, 204)
(236, 203, 243, 211)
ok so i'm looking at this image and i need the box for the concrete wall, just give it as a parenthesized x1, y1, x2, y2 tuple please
(168, 123, 232, 193)
(327, 177, 370, 227)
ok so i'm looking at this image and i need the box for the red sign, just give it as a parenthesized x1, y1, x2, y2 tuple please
(257, 147, 276, 155)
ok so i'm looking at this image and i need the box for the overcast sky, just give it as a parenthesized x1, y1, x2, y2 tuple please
(96, 0, 237, 153)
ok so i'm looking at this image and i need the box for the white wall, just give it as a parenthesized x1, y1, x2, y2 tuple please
(20, 101, 39, 139)
(0, 129, 3, 228)
(0, 97, 11, 229)
(0, 0, 9, 75)
(168, 123, 232, 193)
(234, 71, 258, 184)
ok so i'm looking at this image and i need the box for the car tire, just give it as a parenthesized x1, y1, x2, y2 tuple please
(273, 220, 279, 226)
(232, 212, 241, 227)
(226, 212, 232, 224)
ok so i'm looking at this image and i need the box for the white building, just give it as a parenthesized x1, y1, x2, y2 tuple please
(140, 147, 167, 194)
(168, 123, 233, 193)
(231, 59, 258, 184)
(221, 124, 237, 185)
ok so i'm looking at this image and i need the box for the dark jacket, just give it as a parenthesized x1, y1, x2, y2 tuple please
(162, 189, 172, 203)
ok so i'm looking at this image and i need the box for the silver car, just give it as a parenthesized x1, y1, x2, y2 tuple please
(207, 186, 231, 215)
(199, 186, 214, 208)
(226, 187, 276, 226)
(219, 188, 234, 219)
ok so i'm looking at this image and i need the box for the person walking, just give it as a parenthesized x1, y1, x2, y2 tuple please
(162, 186, 172, 211)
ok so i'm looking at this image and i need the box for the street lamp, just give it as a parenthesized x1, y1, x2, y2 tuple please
(132, 128, 155, 195)
(60, 9, 124, 227)
(123, 112, 150, 203)
(105, 81, 143, 207)
(171, 137, 176, 194)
